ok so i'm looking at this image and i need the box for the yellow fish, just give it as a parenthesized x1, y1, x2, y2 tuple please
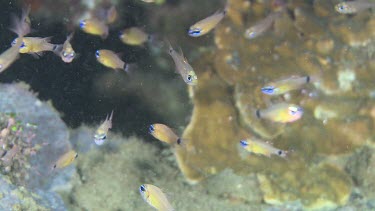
(79, 18, 109, 39)
(95, 50, 128, 72)
(188, 5, 227, 37)
(13, 37, 57, 56)
(149, 123, 184, 146)
(53, 149, 78, 169)
(55, 33, 76, 63)
(256, 103, 303, 123)
(139, 184, 174, 211)
(119, 27, 150, 46)
(261, 75, 312, 95)
(335, 1, 375, 14)
(0, 38, 23, 73)
(165, 40, 198, 85)
(244, 11, 282, 40)
(240, 139, 288, 158)
(94, 110, 113, 145)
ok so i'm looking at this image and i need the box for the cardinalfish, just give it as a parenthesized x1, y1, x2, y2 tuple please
(12, 37, 57, 57)
(53, 149, 78, 169)
(165, 40, 198, 85)
(239, 139, 288, 158)
(0, 7, 31, 73)
(119, 27, 151, 46)
(261, 75, 312, 96)
(79, 18, 109, 39)
(335, 0, 375, 14)
(95, 50, 128, 72)
(244, 11, 282, 40)
(149, 123, 184, 146)
(256, 103, 303, 123)
(55, 33, 76, 63)
(139, 184, 174, 211)
(94, 110, 113, 145)
(188, 4, 227, 37)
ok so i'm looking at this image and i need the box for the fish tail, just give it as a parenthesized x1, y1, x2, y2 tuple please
(9, 5, 31, 37)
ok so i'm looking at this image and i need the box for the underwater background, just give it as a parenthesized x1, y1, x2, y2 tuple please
(0, 0, 374, 210)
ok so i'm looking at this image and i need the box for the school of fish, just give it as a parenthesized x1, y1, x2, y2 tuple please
(0, 0, 373, 210)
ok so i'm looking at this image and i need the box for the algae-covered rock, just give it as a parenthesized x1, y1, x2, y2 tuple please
(173, 0, 375, 209)
(67, 126, 266, 211)
(0, 83, 71, 189)
(0, 174, 66, 210)
(257, 164, 352, 210)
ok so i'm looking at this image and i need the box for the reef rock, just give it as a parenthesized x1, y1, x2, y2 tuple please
(175, 0, 375, 209)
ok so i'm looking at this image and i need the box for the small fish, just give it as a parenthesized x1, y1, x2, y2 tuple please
(240, 139, 288, 158)
(165, 40, 198, 85)
(256, 103, 303, 123)
(105, 6, 118, 24)
(149, 123, 184, 146)
(188, 5, 227, 37)
(55, 33, 76, 63)
(53, 149, 78, 169)
(119, 27, 150, 46)
(94, 110, 113, 145)
(0, 38, 23, 73)
(244, 11, 282, 40)
(79, 18, 109, 39)
(139, 184, 174, 211)
(261, 75, 311, 95)
(335, 1, 375, 14)
(12, 37, 57, 57)
(0, 7, 31, 73)
(95, 50, 128, 72)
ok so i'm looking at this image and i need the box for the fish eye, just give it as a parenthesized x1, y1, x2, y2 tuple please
(189, 28, 201, 36)
(63, 51, 68, 57)
(53, 164, 57, 169)
(261, 86, 275, 95)
(148, 124, 155, 133)
(75, 153, 78, 158)
(20, 42, 26, 49)
(240, 140, 248, 147)
(245, 29, 256, 39)
(278, 150, 283, 155)
(187, 75, 193, 82)
(140, 185, 146, 192)
(95, 50, 100, 58)
(177, 138, 182, 145)
(102, 135, 107, 140)
(79, 20, 86, 28)
(288, 106, 302, 115)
